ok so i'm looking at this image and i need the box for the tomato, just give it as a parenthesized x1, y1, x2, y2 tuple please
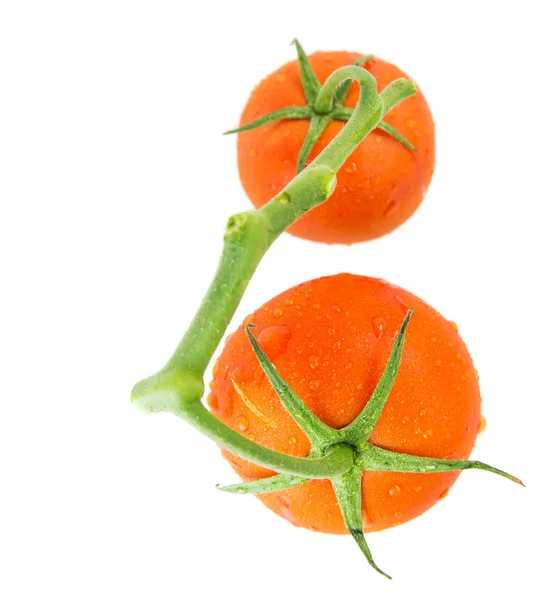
(208, 274, 481, 533)
(236, 52, 435, 244)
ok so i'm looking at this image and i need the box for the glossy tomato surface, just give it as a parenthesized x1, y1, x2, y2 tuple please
(208, 274, 481, 533)
(237, 52, 435, 244)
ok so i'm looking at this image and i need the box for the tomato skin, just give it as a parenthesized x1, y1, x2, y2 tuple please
(209, 274, 480, 533)
(237, 52, 435, 244)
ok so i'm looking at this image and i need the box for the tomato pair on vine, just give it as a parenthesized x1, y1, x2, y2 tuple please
(132, 40, 521, 580)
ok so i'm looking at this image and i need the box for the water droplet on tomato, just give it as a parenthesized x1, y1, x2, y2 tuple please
(383, 200, 398, 216)
(415, 485, 423, 493)
(309, 380, 320, 390)
(372, 317, 386, 339)
(449, 321, 459, 332)
(237, 416, 249, 431)
(309, 355, 319, 369)
(248, 433, 255, 441)
(345, 363, 352, 370)
(327, 328, 335, 336)
(257, 325, 291, 359)
(284, 297, 294, 306)
(478, 415, 487, 433)
(332, 341, 341, 353)
(331, 304, 341, 313)
(389, 485, 401, 497)
(277, 73, 286, 82)
(273, 308, 283, 318)
(288, 436, 297, 444)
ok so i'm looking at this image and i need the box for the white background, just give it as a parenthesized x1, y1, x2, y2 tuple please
(1, 1, 545, 598)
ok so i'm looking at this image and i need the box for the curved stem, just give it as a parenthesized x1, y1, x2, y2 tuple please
(132, 64, 416, 475)
(312, 66, 383, 170)
(181, 404, 355, 478)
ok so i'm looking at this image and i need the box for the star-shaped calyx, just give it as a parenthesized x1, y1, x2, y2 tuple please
(218, 310, 523, 579)
(225, 39, 417, 173)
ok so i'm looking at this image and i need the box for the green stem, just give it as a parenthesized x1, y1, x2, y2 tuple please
(132, 64, 416, 478)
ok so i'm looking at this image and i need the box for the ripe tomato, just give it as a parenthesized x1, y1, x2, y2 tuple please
(208, 274, 481, 533)
(237, 52, 435, 244)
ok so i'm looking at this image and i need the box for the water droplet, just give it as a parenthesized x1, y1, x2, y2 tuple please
(332, 341, 341, 353)
(406, 118, 416, 129)
(309, 380, 320, 390)
(402, 415, 410, 423)
(309, 355, 319, 369)
(313, 303, 320, 309)
(383, 200, 398, 216)
(423, 428, 433, 439)
(273, 308, 283, 318)
(376, 135, 383, 144)
(415, 485, 423, 493)
(389, 485, 401, 497)
(237, 416, 249, 431)
(207, 393, 218, 410)
(345, 363, 352, 370)
(277, 193, 289, 205)
(248, 433, 255, 441)
(415, 427, 421, 435)
(277, 73, 286, 82)
(449, 321, 459, 332)
(372, 317, 386, 339)
(478, 415, 487, 433)
(288, 436, 297, 444)
(331, 304, 341, 313)
(257, 325, 291, 359)
(212, 361, 220, 378)
(394, 511, 401, 518)
(439, 489, 449, 500)
(284, 298, 294, 306)
(327, 328, 335, 336)
(431, 336, 438, 343)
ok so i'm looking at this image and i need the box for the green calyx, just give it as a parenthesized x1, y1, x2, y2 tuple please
(225, 38, 417, 173)
(217, 310, 523, 579)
